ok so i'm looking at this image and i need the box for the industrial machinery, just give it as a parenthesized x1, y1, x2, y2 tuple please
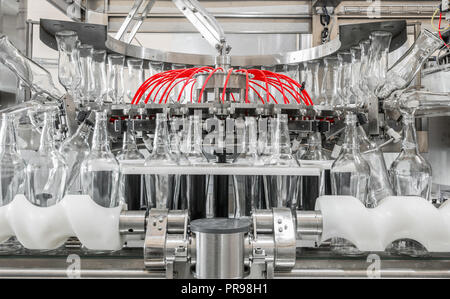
(1, 0, 450, 279)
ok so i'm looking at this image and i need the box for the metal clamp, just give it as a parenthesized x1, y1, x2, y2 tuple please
(143, 209, 191, 278)
(272, 208, 296, 270)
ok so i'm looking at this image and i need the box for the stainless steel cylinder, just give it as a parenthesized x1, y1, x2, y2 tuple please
(119, 210, 146, 235)
(253, 210, 273, 233)
(296, 210, 323, 241)
(167, 210, 188, 234)
(191, 218, 250, 279)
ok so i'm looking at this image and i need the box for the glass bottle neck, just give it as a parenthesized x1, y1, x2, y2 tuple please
(186, 116, 203, 155)
(39, 113, 58, 153)
(0, 115, 17, 153)
(342, 115, 359, 153)
(272, 116, 292, 155)
(401, 115, 419, 154)
(152, 115, 170, 155)
(92, 114, 110, 152)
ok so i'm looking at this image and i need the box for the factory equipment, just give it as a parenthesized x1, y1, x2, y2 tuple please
(1, 0, 450, 279)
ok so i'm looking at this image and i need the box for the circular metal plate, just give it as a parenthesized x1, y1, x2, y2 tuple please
(190, 218, 250, 234)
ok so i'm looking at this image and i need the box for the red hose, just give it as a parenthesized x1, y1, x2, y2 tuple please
(221, 68, 234, 103)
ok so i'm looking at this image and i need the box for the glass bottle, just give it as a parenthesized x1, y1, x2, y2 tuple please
(0, 113, 26, 205)
(117, 125, 146, 210)
(90, 50, 107, 105)
(107, 54, 125, 104)
(330, 112, 370, 255)
(55, 30, 81, 103)
(168, 117, 189, 210)
(376, 29, 444, 99)
(258, 116, 272, 209)
(390, 114, 431, 199)
(350, 46, 365, 108)
(304, 61, 321, 105)
(126, 59, 144, 104)
(26, 110, 68, 206)
(144, 113, 178, 209)
(0, 113, 25, 253)
(367, 31, 392, 93)
(78, 44, 93, 105)
(80, 111, 120, 207)
(59, 117, 92, 195)
(147, 61, 164, 103)
(266, 114, 299, 209)
(389, 113, 431, 257)
(232, 117, 262, 217)
(298, 131, 329, 210)
(184, 114, 209, 220)
(337, 51, 358, 107)
(359, 40, 372, 107)
(321, 57, 340, 107)
(357, 114, 393, 207)
(0, 35, 62, 100)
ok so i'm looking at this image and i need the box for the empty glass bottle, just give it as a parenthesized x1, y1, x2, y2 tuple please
(330, 112, 370, 255)
(126, 59, 144, 104)
(78, 44, 93, 105)
(80, 111, 120, 207)
(321, 57, 340, 107)
(337, 52, 358, 107)
(358, 39, 372, 107)
(147, 61, 164, 102)
(0, 113, 25, 253)
(350, 46, 365, 108)
(184, 114, 210, 219)
(90, 50, 107, 105)
(376, 29, 444, 99)
(117, 125, 147, 210)
(232, 117, 263, 216)
(168, 117, 189, 210)
(390, 114, 432, 199)
(55, 30, 81, 103)
(59, 117, 92, 195)
(298, 131, 329, 210)
(107, 54, 125, 104)
(145, 113, 178, 209)
(303, 61, 321, 105)
(367, 31, 392, 93)
(389, 113, 431, 256)
(357, 114, 393, 207)
(26, 110, 68, 206)
(266, 114, 299, 209)
(0, 113, 26, 205)
(0, 35, 62, 100)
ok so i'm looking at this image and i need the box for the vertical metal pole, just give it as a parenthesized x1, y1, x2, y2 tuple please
(25, 19, 33, 59)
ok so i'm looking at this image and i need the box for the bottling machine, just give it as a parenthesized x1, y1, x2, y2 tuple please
(0, 0, 450, 279)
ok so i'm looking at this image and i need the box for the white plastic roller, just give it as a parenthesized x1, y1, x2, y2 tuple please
(315, 195, 450, 252)
(0, 195, 124, 250)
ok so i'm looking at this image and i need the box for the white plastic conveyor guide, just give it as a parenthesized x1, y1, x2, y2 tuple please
(0, 195, 124, 250)
(315, 196, 450, 252)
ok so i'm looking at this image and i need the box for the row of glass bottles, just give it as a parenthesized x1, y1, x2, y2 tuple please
(330, 111, 432, 256)
(0, 107, 433, 255)
(55, 30, 164, 105)
(293, 28, 443, 107)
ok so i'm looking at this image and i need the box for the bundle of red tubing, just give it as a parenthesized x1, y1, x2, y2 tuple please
(131, 67, 313, 106)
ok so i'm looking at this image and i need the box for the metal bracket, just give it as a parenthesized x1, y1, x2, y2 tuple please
(144, 208, 169, 270)
(272, 208, 296, 270)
